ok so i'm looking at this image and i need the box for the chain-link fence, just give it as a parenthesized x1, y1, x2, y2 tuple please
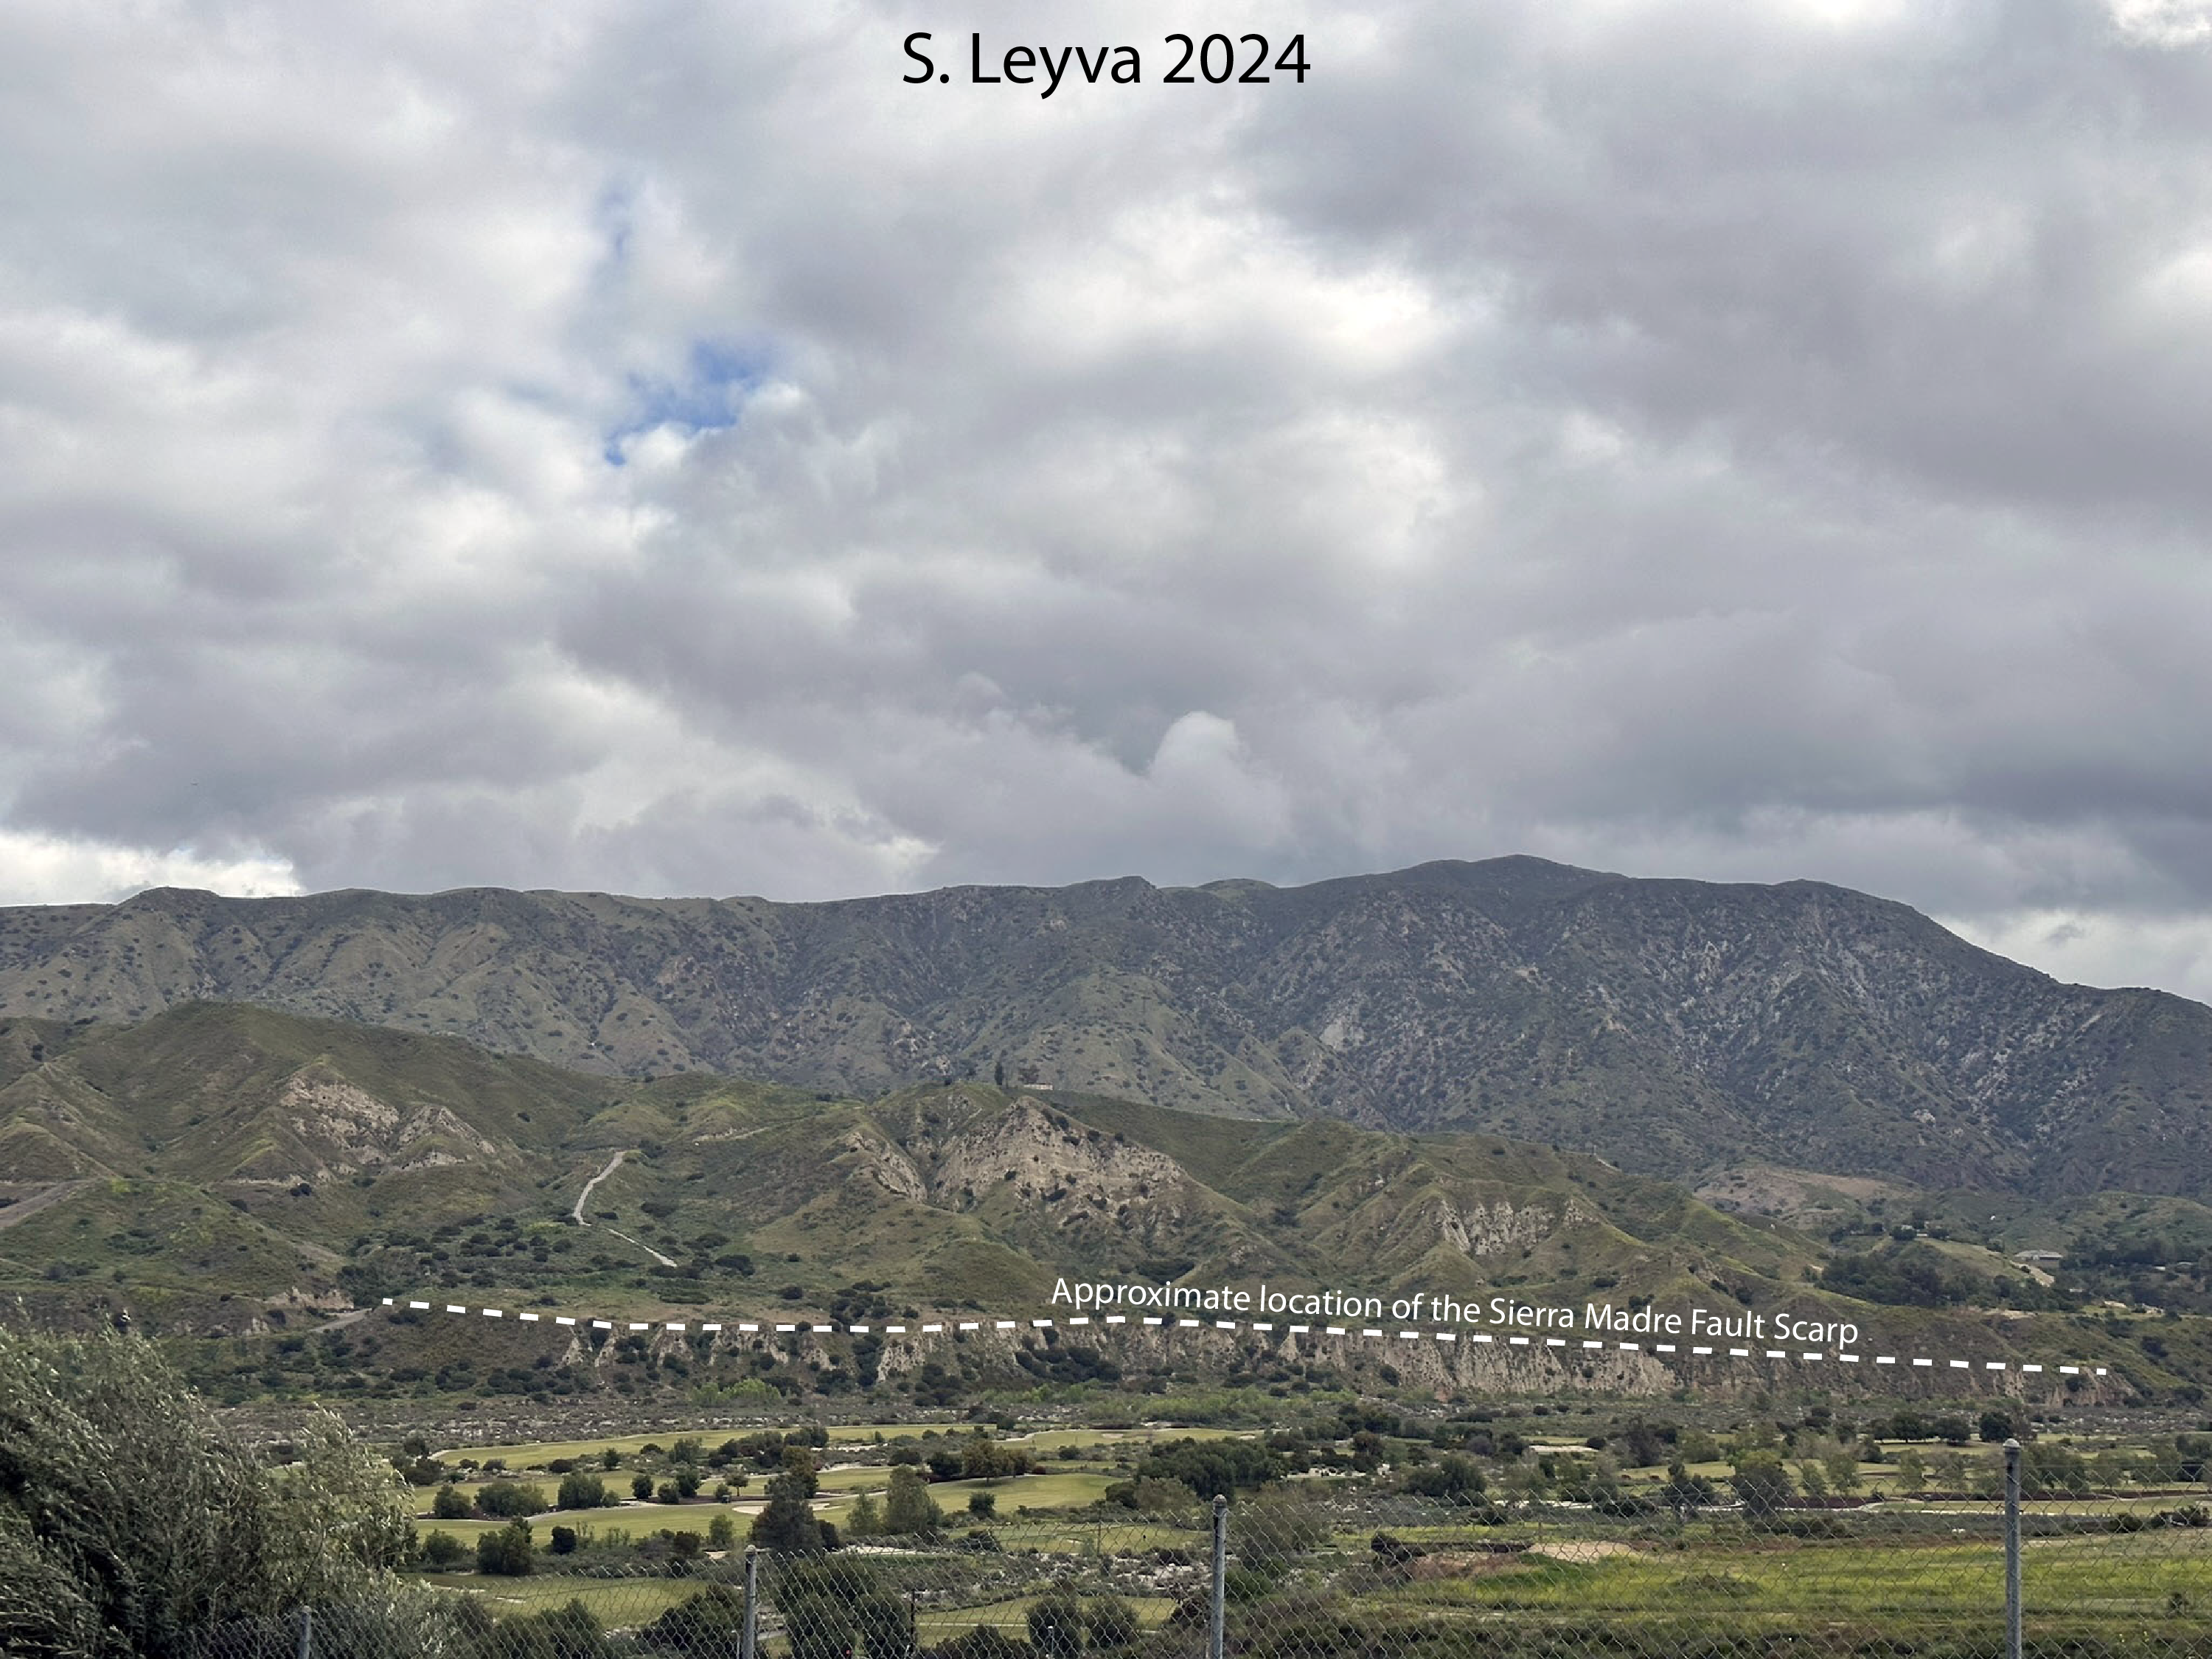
(179, 1445, 2212, 1659)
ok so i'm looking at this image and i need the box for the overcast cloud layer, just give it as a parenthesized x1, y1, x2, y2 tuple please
(3, 0, 2211, 1001)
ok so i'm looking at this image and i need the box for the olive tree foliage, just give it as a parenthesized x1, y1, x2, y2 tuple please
(0, 1322, 419, 1658)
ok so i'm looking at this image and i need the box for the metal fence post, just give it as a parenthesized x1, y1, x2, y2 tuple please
(295, 1605, 311, 1659)
(743, 1545, 759, 1659)
(2004, 1438, 2023, 1659)
(1210, 1494, 1228, 1659)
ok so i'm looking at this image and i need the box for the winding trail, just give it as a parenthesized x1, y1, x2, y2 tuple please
(605, 1227, 681, 1269)
(571, 1150, 634, 1223)
(569, 1150, 680, 1267)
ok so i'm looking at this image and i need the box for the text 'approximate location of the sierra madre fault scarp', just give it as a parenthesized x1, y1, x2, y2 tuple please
(1048, 1278, 1861, 1349)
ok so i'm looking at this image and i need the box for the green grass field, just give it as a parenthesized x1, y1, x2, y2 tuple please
(400, 1482, 2212, 1659)
(929, 1472, 1119, 1509)
(815, 1470, 1121, 1529)
(819, 1423, 1246, 1449)
(1284, 1528, 2212, 1655)
(911, 1594, 1180, 1644)
(434, 1432, 695, 1467)
(408, 1521, 2212, 1659)
(421, 1571, 710, 1626)
(440, 1422, 1245, 1469)
(414, 1464, 1123, 1543)
(389, 1408, 2212, 1659)
(415, 1498, 758, 1537)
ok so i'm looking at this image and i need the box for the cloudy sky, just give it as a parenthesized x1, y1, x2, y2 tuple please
(3, 1, 2211, 1001)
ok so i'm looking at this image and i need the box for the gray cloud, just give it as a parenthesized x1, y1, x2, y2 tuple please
(2, 0, 2211, 1000)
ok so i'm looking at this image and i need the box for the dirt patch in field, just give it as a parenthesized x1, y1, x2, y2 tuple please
(1694, 1164, 1911, 1224)
(1527, 1540, 1641, 1562)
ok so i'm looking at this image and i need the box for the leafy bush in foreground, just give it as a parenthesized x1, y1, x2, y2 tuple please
(0, 1321, 417, 1657)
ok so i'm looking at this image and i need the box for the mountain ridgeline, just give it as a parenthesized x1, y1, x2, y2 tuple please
(2, 858, 2209, 1197)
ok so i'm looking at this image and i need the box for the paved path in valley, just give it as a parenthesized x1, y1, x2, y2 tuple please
(0, 1180, 89, 1232)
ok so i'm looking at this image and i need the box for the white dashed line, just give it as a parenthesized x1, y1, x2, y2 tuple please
(376, 1295, 2103, 1380)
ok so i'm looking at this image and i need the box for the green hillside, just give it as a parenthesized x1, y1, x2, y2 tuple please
(0, 1003, 2196, 1410)
(3, 860, 2210, 1199)
(0, 1005, 1818, 1320)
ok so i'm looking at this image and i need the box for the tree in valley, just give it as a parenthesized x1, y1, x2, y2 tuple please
(751, 1448, 825, 1554)
(883, 1466, 945, 1536)
(1731, 1450, 1797, 1522)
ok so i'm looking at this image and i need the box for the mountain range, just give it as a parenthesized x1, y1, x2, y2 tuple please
(4, 858, 2210, 1198)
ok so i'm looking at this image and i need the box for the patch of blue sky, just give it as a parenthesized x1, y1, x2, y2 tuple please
(602, 338, 768, 465)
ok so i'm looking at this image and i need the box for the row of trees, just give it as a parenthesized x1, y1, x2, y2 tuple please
(890, 1428, 1037, 1484)
(420, 1460, 758, 1522)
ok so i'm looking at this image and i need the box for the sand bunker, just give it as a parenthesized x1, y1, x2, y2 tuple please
(1527, 1540, 1640, 1562)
